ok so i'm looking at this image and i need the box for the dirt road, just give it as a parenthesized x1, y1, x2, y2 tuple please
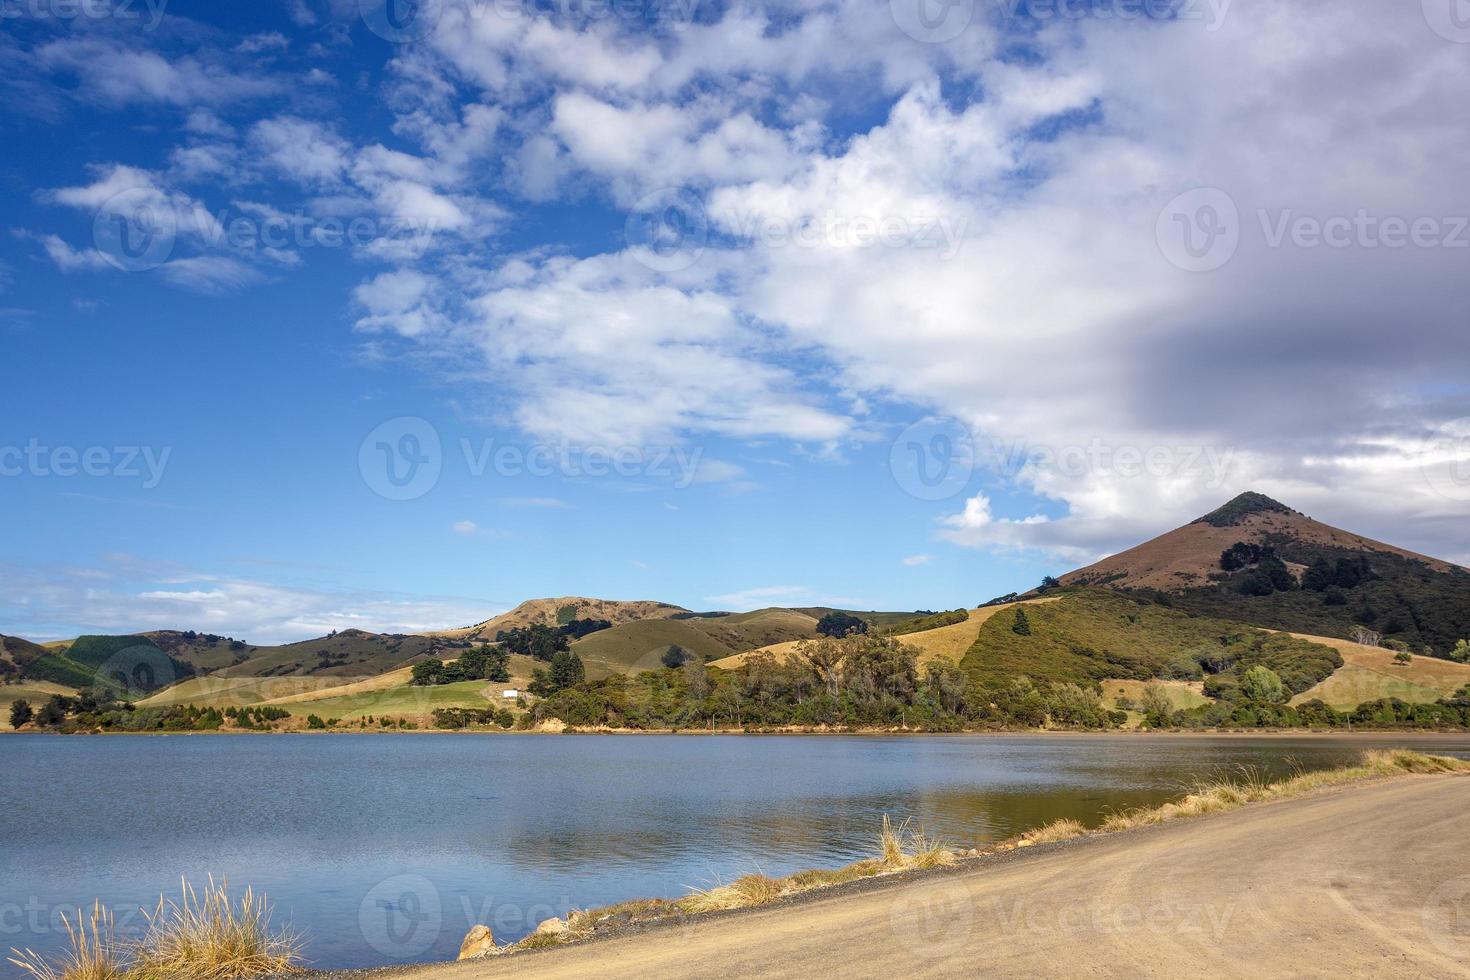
(399, 776, 1470, 979)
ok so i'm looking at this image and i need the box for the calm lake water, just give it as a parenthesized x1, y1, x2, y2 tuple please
(4, 732, 1469, 974)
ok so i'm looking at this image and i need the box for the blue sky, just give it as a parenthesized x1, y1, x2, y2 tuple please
(3, 0, 1469, 641)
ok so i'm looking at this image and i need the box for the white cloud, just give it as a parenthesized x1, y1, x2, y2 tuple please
(452, 520, 479, 536)
(447, 253, 852, 447)
(251, 116, 350, 186)
(23, 0, 1470, 568)
(353, 269, 443, 337)
(2, 559, 491, 645)
(158, 256, 264, 294)
(30, 233, 111, 272)
(34, 38, 282, 106)
(901, 554, 934, 567)
(497, 496, 569, 509)
(704, 585, 812, 610)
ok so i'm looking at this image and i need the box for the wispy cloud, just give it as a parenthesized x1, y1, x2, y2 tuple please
(704, 586, 812, 610)
(0, 558, 491, 645)
(497, 496, 569, 509)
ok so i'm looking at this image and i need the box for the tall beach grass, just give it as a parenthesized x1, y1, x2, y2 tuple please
(8, 880, 300, 980)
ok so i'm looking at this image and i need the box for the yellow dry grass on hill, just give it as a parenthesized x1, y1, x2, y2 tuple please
(1, 681, 74, 730)
(136, 676, 361, 709)
(1285, 631, 1470, 709)
(258, 653, 544, 708)
(258, 666, 417, 705)
(1102, 679, 1211, 709)
(706, 600, 1056, 670)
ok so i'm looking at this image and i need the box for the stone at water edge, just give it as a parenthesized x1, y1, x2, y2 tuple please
(535, 916, 568, 935)
(458, 924, 495, 960)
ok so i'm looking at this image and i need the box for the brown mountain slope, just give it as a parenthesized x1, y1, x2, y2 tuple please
(0, 633, 51, 681)
(432, 597, 691, 643)
(1061, 491, 1457, 593)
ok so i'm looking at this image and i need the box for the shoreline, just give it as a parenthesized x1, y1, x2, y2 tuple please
(9, 726, 1470, 738)
(298, 756, 1470, 979)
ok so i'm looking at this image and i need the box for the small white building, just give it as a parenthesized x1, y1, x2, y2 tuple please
(501, 689, 520, 699)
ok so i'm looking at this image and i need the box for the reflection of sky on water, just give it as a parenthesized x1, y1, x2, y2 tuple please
(3, 733, 1466, 974)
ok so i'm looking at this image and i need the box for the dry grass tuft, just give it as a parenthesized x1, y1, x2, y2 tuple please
(877, 815, 955, 870)
(7, 903, 126, 980)
(1024, 818, 1086, 845)
(8, 881, 300, 980)
(878, 815, 906, 868)
(784, 861, 885, 890)
(507, 932, 563, 951)
(130, 879, 300, 980)
(680, 874, 785, 914)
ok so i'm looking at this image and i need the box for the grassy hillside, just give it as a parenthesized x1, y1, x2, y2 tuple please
(216, 630, 456, 679)
(1286, 632, 1470, 709)
(438, 597, 690, 642)
(960, 589, 1342, 695)
(267, 679, 499, 722)
(570, 608, 823, 674)
(572, 620, 743, 673)
(0, 680, 75, 729)
(791, 608, 921, 629)
(0, 634, 51, 681)
(17, 635, 194, 697)
(1167, 547, 1470, 657)
(141, 630, 254, 672)
(708, 602, 1056, 671)
(1100, 679, 1212, 727)
(692, 608, 821, 649)
(137, 675, 366, 708)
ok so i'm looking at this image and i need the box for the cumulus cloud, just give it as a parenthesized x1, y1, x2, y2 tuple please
(324, 0, 1469, 564)
(251, 116, 351, 186)
(449, 252, 853, 447)
(23, 0, 1470, 568)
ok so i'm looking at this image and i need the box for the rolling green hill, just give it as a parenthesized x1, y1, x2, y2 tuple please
(961, 589, 1342, 697)
(216, 629, 463, 679)
(791, 608, 923, 630)
(570, 609, 822, 674)
(15, 635, 195, 697)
